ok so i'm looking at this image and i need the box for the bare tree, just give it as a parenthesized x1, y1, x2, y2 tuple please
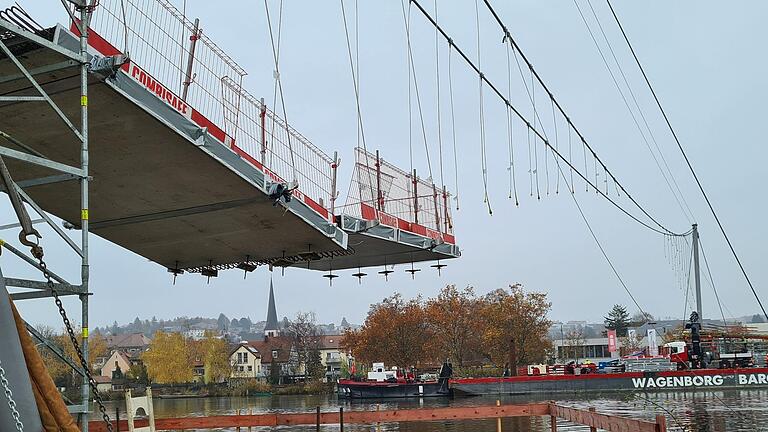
(285, 312, 323, 381)
(564, 329, 586, 362)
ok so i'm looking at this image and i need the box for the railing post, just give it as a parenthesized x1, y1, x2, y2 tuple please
(181, 18, 200, 101)
(339, 406, 344, 432)
(412, 169, 419, 225)
(588, 407, 596, 432)
(259, 98, 267, 166)
(375, 150, 383, 211)
(656, 414, 667, 432)
(115, 405, 120, 432)
(331, 151, 339, 216)
(316, 406, 320, 431)
(548, 402, 557, 432)
(376, 403, 381, 432)
(236, 408, 241, 432)
(442, 185, 449, 233)
(495, 400, 502, 432)
(432, 183, 440, 233)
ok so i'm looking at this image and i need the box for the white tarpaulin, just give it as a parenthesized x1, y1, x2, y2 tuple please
(647, 328, 659, 356)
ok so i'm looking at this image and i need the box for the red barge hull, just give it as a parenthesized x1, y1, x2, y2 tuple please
(337, 380, 450, 398)
(450, 368, 768, 395)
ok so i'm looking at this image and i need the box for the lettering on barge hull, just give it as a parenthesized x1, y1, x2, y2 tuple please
(450, 369, 768, 395)
(632, 373, 768, 389)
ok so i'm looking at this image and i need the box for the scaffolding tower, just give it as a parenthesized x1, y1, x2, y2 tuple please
(0, 1, 103, 429)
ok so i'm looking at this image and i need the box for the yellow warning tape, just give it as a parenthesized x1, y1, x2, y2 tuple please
(82, 327, 88, 338)
(0, 239, 4, 246)
(81, 95, 88, 106)
(81, 209, 89, 220)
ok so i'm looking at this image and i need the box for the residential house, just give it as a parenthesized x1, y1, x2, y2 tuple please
(230, 343, 263, 379)
(100, 350, 132, 379)
(93, 375, 112, 393)
(317, 335, 349, 382)
(192, 359, 205, 382)
(104, 333, 151, 357)
(249, 336, 296, 384)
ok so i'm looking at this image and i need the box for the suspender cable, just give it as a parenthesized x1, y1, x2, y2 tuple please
(472, 0, 684, 235)
(531, 68, 540, 199)
(401, 0, 435, 187)
(264, 0, 297, 184)
(574, 0, 692, 222)
(448, 41, 460, 211)
(503, 38, 519, 205)
(474, 0, 492, 213)
(434, 0, 445, 190)
(555, 156, 648, 319)
(551, 98, 559, 194)
(266, 0, 284, 168)
(567, 119, 574, 193)
(340, 0, 376, 205)
(409, 0, 684, 236)
(605, 0, 767, 320)
(510, 41, 550, 199)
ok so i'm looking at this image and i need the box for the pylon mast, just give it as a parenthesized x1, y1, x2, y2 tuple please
(692, 224, 702, 322)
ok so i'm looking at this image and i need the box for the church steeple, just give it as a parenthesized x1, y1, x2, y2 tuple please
(264, 277, 279, 337)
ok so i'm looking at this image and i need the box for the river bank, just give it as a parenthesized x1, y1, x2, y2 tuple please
(94, 381, 335, 400)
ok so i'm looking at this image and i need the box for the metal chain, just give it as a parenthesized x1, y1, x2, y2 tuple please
(0, 359, 24, 432)
(31, 247, 113, 432)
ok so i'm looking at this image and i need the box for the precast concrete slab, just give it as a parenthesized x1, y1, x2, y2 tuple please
(0, 25, 347, 273)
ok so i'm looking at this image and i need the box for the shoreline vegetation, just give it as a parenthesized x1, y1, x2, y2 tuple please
(98, 381, 335, 400)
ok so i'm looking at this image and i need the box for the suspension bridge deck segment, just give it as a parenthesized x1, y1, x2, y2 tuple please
(0, 19, 458, 275)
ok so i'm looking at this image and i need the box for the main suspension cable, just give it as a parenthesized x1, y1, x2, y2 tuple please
(409, 0, 686, 236)
(604, 0, 768, 320)
(472, 0, 686, 235)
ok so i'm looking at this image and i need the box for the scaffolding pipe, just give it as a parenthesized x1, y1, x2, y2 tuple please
(78, 5, 91, 430)
(181, 18, 200, 101)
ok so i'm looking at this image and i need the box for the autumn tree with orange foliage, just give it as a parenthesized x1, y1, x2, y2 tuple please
(343, 285, 552, 373)
(342, 294, 434, 368)
(424, 285, 482, 367)
(37, 326, 107, 386)
(479, 284, 552, 368)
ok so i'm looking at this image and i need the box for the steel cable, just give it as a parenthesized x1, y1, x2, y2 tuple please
(604, 0, 768, 320)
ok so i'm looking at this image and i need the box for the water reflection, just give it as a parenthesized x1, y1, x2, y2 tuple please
(91, 390, 766, 431)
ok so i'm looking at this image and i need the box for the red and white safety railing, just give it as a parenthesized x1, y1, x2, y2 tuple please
(342, 148, 455, 244)
(85, 0, 336, 218)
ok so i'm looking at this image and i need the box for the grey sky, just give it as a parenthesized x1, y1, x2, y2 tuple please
(5, 1, 767, 330)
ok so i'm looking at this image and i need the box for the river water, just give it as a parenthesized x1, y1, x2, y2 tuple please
(91, 390, 768, 431)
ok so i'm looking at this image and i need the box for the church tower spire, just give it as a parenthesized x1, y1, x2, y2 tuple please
(264, 276, 279, 337)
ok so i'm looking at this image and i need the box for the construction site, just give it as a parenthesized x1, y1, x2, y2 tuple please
(1, 0, 766, 431)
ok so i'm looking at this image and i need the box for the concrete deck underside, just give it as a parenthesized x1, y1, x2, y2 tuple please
(304, 231, 452, 271)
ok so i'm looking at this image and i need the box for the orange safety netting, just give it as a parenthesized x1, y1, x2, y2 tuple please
(10, 299, 80, 432)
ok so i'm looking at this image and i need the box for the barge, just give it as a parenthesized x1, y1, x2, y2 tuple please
(338, 362, 452, 398)
(451, 367, 768, 395)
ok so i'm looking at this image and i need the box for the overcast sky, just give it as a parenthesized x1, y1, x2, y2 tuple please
(5, 1, 767, 331)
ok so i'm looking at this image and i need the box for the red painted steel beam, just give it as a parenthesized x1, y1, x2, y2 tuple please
(87, 402, 665, 432)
